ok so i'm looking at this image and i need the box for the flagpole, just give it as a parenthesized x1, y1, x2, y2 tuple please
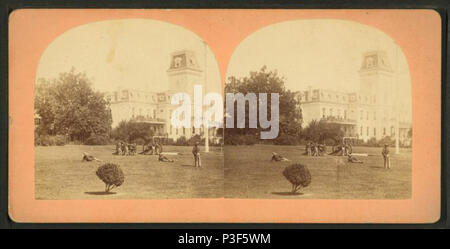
(203, 40, 209, 153)
(395, 45, 400, 154)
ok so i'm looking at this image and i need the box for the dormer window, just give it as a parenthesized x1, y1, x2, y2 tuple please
(174, 57, 182, 68)
(366, 57, 374, 68)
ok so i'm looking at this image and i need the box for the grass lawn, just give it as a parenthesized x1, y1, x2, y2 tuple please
(224, 144, 411, 199)
(36, 144, 411, 200)
(35, 145, 223, 199)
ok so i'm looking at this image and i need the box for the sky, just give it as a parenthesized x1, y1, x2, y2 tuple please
(36, 19, 222, 94)
(226, 19, 412, 110)
(37, 18, 411, 114)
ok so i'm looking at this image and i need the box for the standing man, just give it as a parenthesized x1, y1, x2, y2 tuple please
(192, 142, 201, 168)
(382, 144, 391, 169)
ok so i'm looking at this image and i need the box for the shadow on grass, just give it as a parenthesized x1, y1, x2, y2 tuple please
(84, 191, 117, 195)
(271, 192, 304, 196)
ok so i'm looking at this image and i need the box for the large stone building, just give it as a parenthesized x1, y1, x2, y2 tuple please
(104, 50, 219, 142)
(297, 51, 412, 145)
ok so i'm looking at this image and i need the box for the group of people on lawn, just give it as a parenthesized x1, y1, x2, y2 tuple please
(271, 142, 391, 169)
(83, 140, 202, 167)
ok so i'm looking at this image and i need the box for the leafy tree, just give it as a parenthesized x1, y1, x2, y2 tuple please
(96, 163, 125, 193)
(283, 163, 312, 194)
(225, 66, 302, 141)
(302, 119, 344, 144)
(35, 69, 112, 142)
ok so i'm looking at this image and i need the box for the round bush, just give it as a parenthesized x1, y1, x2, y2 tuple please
(96, 163, 125, 192)
(283, 163, 311, 193)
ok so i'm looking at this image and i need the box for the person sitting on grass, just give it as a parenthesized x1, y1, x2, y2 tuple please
(155, 142, 163, 155)
(304, 142, 311, 156)
(82, 152, 102, 162)
(347, 153, 363, 164)
(271, 152, 290, 162)
(158, 153, 174, 163)
(113, 141, 123, 155)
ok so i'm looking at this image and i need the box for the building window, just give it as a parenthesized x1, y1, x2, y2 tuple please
(344, 110, 347, 119)
(192, 126, 195, 134)
(366, 111, 369, 120)
(170, 125, 172, 135)
(337, 109, 341, 117)
(330, 108, 333, 116)
(360, 110, 363, 120)
(374, 111, 376, 120)
(374, 128, 376, 136)
(322, 108, 326, 118)
(183, 127, 185, 135)
(383, 127, 386, 135)
(367, 126, 369, 136)
(176, 128, 178, 135)
(360, 126, 363, 135)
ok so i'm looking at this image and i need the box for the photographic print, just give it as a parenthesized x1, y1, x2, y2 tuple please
(33, 19, 224, 199)
(9, 9, 441, 223)
(224, 20, 412, 199)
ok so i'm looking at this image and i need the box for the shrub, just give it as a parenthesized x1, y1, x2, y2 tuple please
(378, 136, 394, 147)
(188, 134, 202, 145)
(111, 120, 154, 143)
(365, 137, 378, 147)
(96, 163, 125, 192)
(34, 135, 67, 146)
(273, 134, 299, 145)
(283, 163, 312, 194)
(53, 135, 67, 146)
(225, 135, 257, 145)
(173, 136, 188, 146)
(84, 134, 110, 145)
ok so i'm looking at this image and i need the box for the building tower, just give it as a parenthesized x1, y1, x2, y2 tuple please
(164, 50, 204, 140)
(358, 50, 395, 141)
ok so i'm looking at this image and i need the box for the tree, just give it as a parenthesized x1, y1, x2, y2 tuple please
(35, 69, 112, 142)
(96, 163, 125, 193)
(302, 119, 344, 144)
(225, 66, 302, 141)
(283, 163, 312, 194)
